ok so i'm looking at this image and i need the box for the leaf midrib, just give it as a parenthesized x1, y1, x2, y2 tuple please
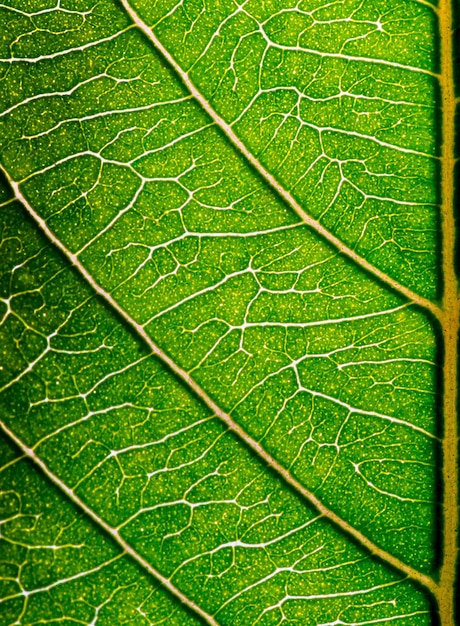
(436, 0, 458, 622)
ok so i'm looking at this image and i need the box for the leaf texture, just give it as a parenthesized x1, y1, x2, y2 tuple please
(0, 0, 457, 624)
(0, 436, 202, 625)
(0, 194, 434, 625)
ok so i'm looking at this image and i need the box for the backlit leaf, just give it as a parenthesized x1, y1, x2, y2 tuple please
(0, 0, 457, 624)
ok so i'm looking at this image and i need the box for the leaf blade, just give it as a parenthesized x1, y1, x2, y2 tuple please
(0, 0, 450, 622)
(0, 195, 435, 625)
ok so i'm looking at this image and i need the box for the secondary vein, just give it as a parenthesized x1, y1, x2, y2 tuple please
(118, 0, 443, 321)
(0, 419, 219, 626)
(1, 165, 440, 598)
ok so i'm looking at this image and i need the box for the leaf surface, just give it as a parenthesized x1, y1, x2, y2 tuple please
(0, 0, 457, 624)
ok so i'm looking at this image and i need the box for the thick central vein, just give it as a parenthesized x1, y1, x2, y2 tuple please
(437, 0, 459, 624)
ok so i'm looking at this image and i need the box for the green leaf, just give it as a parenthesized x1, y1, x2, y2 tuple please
(0, 436, 202, 624)
(0, 0, 457, 624)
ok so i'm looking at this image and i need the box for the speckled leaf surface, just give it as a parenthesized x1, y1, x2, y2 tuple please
(0, 0, 457, 624)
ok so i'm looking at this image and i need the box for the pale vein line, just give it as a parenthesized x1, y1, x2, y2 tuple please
(0, 27, 134, 64)
(413, 0, 439, 11)
(318, 612, 430, 626)
(2, 168, 439, 597)
(0, 419, 218, 626)
(293, 122, 435, 158)
(0, 554, 124, 603)
(0, 453, 25, 472)
(0, 89, 192, 121)
(118, 0, 442, 321)
(276, 577, 404, 601)
(216, 556, 365, 613)
(301, 388, 436, 439)
(264, 39, 438, 78)
(0, 2, 94, 17)
(237, 304, 411, 328)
